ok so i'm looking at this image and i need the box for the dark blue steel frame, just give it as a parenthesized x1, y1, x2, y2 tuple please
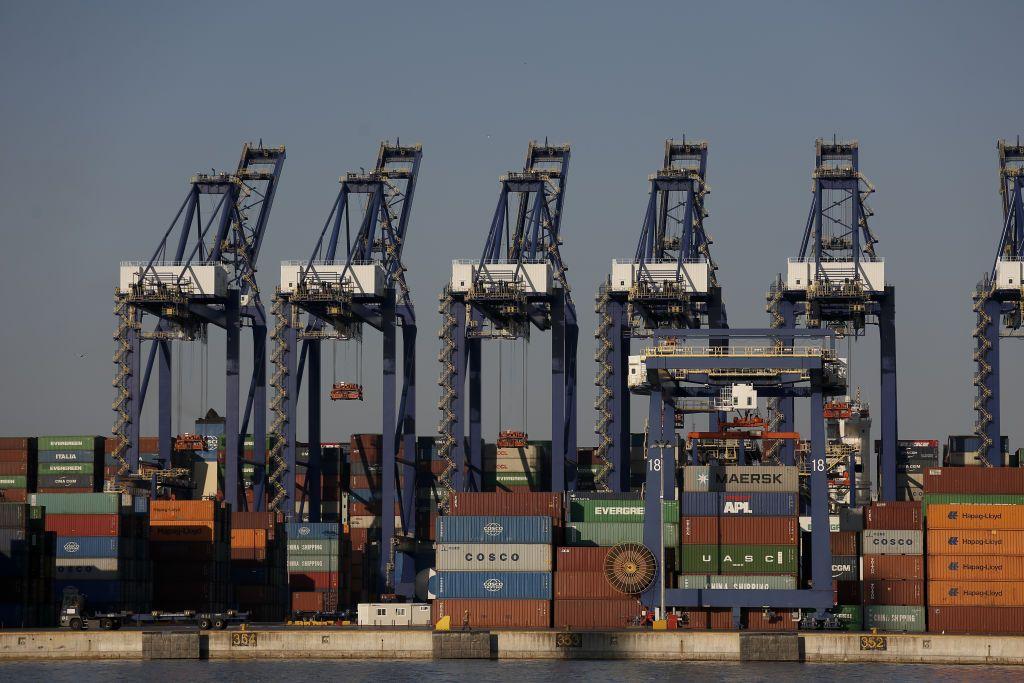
(114, 144, 285, 512)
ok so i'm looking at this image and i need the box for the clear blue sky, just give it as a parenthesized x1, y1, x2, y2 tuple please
(1, 1, 1023, 449)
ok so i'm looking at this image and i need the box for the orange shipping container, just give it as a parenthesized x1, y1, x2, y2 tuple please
(927, 504, 1024, 530)
(928, 581, 1024, 607)
(151, 500, 219, 522)
(927, 529, 1024, 555)
(927, 555, 1024, 581)
(149, 521, 216, 541)
(862, 554, 924, 580)
(230, 528, 267, 549)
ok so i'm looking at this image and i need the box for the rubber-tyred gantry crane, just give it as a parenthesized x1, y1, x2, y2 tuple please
(113, 143, 285, 508)
(437, 141, 577, 503)
(766, 139, 897, 501)
(271, 142, 422, 597)
(594, 139, 726, 492)
(972, 139, 1024, 467)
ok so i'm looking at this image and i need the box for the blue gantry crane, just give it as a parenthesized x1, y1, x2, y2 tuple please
(594, 139, 726, 492)
(113, 143, 285, 508)
(271, 141, 422, 596)
(766, 138, 897, 500)
(437, 141, 577, 501)
(972, 138, 1024, 467)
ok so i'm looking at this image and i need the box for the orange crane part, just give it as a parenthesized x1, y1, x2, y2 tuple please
(497, 430, 528, 448)
(174, 433, 205, 451)
(330, 382, 363, 401)
(688, 431, 800, 441)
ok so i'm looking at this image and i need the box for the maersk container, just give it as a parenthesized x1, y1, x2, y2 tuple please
(430, 571, 552, 600)
(55, 536, 120, 558)
(37, 436, 101, 451)
(681, 544, 798, 574)
(563, 522, 679, 548)
(683, 466, 799, 493)
(860, 530, 923, 555)
(863, 605, 926, 632)
(30, 492, 120, 514)
(285, 522, 340, 540)
(678, 574, 797, 590)
(566, 499, 679, 523)
(436, 516, 552, 544)
(681, 492, 798, 517)
(436, 543, 552, 571)
(36, 450, 97, 464)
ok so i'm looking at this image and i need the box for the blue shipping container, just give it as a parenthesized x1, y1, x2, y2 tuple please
(681, 492, 798, 517)
(55, 536, 119, 558)
(53, 579, 123, 605)
(430, 571, 552, 599)
(435, 516, 552, 544)
(285, 522, 340, 540)
(37, 450, 97, 464)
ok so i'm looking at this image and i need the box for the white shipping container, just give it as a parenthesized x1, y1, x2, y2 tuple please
(349, 515, 403, 530)
(56, 558, 120, 571)
(435, 543, 553, 571)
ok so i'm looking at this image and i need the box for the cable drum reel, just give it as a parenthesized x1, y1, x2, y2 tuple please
(603, 542, 657, 594)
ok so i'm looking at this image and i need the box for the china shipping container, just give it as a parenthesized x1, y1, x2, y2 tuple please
(433, 598, 551, 628)
(926, 554, 1024, 581)
(860, 530, 923, 555)
(683, 466, 799, 493)
(861, 580, 924, 605)
(864, 501, 922, 530)
(926, 529, 1024, 555)
(552, 598, 641, 629)
(927, 504, 1024, 530)
(863, 605, 926, 632)
(430, 571, 552, 600)
(927, 581, 1024, 606)
(678, 574, 796, 590)
(862, 554, 924, 580)
(435, 543, 552, 571)
(923, 468, 1024, 495)
(927, 606, 1024, 634)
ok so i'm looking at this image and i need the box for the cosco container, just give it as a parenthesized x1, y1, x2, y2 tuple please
(435, 543, 551, 571)
(681, 544, 798, 574)
(683, 466, 799, 493)
(927, 529, 1024, 555)
(927, 504, 1024, 530)
(436, 516, 552, 544)
(285, 522, 341, 540)
(429, 571, 552, 600)
(566, 498, 678, 523)
(928, 581, 1024, 607)
(926, 554, 1024, 581)
(563, 522, 678, 548)
(680, 492, 798, 517)
(55, 536, 120, 558)
(863, 605, 926, 632)
(860, 530, 923, 555)
(927, 606, 1024, 634)
(862, 554, 924, 580)
(432, 598, 551, 628)
(678, 574, 797, 590)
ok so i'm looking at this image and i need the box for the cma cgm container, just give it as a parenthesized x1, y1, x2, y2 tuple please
(683, 466, 799, 493)
(433, 598, 551, 629)
(436, 544, 551, 571)
(430, 571, 552, 600)
(436, 516, 551, 544)
(681, 492, 797, 517)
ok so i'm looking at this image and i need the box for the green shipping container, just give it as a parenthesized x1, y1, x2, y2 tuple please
(0, 476, 27, 489)
(286, 539, 340, 557)
(863, 605, 926, 632)
(681, 544, 798, 574)
(567, 499, 679, 523)
(563, 522, 679, 548)
(29, 492, 122, 514)
(922, 493, 1024, 516)
(37, 436, 101, 451)
(829, 605, 863, 631)
(38, 462, 94, 475)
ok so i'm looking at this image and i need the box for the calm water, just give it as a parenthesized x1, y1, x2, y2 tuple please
(0, 660, 1017, 682)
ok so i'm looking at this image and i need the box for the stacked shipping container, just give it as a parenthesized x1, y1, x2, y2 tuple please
(231, 511, 287, 621)
(0, 502, 54, 626)
(150, 500, 230, 612)
(287, 521, 342, 615)
(36, 436, 102, 493)
(925, 467, 1024, 634)
(482, 442, 549, 492)
(860, 501, 926, 631)
(0, 437, 36, 502)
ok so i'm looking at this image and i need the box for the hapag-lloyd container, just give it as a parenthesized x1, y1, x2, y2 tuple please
(554, 571, 631, 599)
(436, 543, 551, 571)
(678, 574, 797, 590)
(927, 554, 1024, 581)
(862, 580, 925, 605)
(436, 516, 552, 544)
(554, 546, 610, 571)
(928, 606, 1024, 634)
(683, 466, 799, 493)
(860, 530, 923, 555)
(862, 554, 924, 580)
(863, 605, 926, 632)
(928, 581, 1024, 607)
(927, 529, 1024, 555)
(927, 504, 1024, 530)
(430, 571, 552, 600)
(681, 544, 798, 574)
(433, 598, 551, 628)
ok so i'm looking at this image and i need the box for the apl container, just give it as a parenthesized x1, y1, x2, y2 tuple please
(436, 543, 552, 571)
(928, 581, 1024, 606)
(863, 605, 926, 632)
(681, 544, 798, 574)
(678, 574, 797, 590)
(927, 554, 1024, 581)
(927, 529, 1024, 555)
(436, 516, 552, 544)
(860, 530, 923, 555)
(683, 466, 799, 493)
(430, 571, 552, 600)
(927, 504, 1024, 530)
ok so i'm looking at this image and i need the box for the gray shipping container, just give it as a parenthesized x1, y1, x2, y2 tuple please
(862, 605, 926, 632)
(861, 530, 924, 556)
(831, 555, 859, 581)
(683, 466, 799, 493)
(678, 574, 796, 590)
(435, 543, 552, 571)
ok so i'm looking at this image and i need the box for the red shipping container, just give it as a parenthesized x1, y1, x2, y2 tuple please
(46, 513, 120, 537)
(554, 572, 631, 599)
(681, 516, 718, 544)
(745, 608, 802, 631)
(928, 580, 1024, 607)
(37, 487, 94, 494)
(448, 492, 563, 522)
(833, 580, 862, 604)
(555, 546, 611, 572)
(289, 572, 340, 591)
(0, 489, 28, 502)
(862, 580, 924, 605)
(349, 527, 370, 550)
(865, 501, 922, 530)
(719, 517, 798, 545)
(678, 608, 733, 630)
(924, 468, 1024, 495)
(0, 438, 32, 450)
(291, 590, 339, 613)
(830, 531, 858, 556)
(0, 462, 28, 475)
(553, 599, 641, 629)
(862, 554, 924, 580)
(432, 598, 550, 629)
(0, 449, 31, 463)
(928, 606, 1024, 634)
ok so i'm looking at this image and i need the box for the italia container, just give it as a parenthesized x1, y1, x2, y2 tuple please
(683, 466, 799, 493)
(864, 501, 922, 530)
(563, 522, 679, 548)
(678, 574, 796, 590)
(860, 530, 923, 555)
(436, 516, 551, 544)
(863, 605, 926, 632)
(566, 497, 679, 523)
(432, 598, 551, 629)
(435, 544, 552, 571)
(923, 467, 1024, 495)
(862, 580, 924, 605)
(681, 545, 798, 574)
(862, 555, 924, 580)
(554, 546, 610, 571)
(430, 571, 552, 600)
(927, 529, 1024, 555)
(928, 606, 1024, 634)
(927, 504, 1024, 530)
(679, 492, 798, 517)
(928, 581, 1024, 606)
(553, 599, 641, 630)
(927, 555, 1024, 581)
(448, 492, 563, 522)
